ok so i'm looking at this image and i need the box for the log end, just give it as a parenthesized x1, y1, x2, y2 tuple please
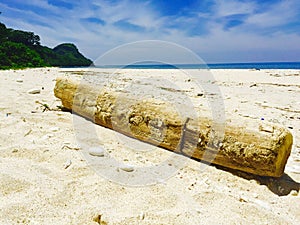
(272, 128, 293, 177)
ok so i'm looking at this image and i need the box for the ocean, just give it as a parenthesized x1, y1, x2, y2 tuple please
(95, 62, 300, 69)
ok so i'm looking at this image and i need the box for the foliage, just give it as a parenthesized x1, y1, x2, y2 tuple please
(0, 41, 46, 69)
(0, 22, 93, 69)
(52, 43, 93, 67)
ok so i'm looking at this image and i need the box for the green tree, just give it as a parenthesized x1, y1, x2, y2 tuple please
(0, 22, 8, 42)
(0, 41, 46, 69)
(8, 29, 41, 46)
(0, 22, 93, 69)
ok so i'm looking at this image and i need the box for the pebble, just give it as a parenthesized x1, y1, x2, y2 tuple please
(253, 193, 259, 198)
(41, 134, 54, 140)
(290, 190, 298, 196)
(28, 88, 41, 94)
(16, 79, 23, 83)
(253, 199, 271, 210)
(50, 127, 60, 132)
(88, 147, 105, 157)
(195, 208, 202, 214)
(258, 123, 274, 133)
(92, 213, 102, 223)
(119, 164, 135, 172)
(139, 212, 145, 220)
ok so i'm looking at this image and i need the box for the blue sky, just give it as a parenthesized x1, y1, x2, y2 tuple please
(1, 0, 300, 63)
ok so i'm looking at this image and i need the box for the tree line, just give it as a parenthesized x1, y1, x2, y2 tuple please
(0, 22, 93, 69)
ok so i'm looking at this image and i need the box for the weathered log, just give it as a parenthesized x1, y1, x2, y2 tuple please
(54, 78, 293, 177)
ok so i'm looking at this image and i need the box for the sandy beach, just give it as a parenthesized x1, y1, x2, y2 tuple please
(0, 67, 300, 224)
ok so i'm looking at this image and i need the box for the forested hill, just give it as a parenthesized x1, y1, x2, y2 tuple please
(0, 22, 93, 69)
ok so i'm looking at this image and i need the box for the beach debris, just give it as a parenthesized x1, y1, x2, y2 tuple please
(139, 212, 145, 220)
(289, 190, 298, 196)
(252, 199, 271, 210)
(249, 83, 257, 87)
(28, 88, 41, 94)
(258, 123, 274, 133)
(24, 129, 32, 137)
(16, 79, 23, 83)
(88, 147, 105, 157)
(92, 213, 102, 224)
(278, 185, 285, 194)
(62, 145, 80, 151)
(50, 127, 60, 132)
(12, 148, 18, 153)
(54, 78, 293, 177)
(36, 101, 51, 112)
(118, 164, 135, 172)
(239, 197, 248, 203)
(41, 134, 54, 141)
(294, 156, 300, 162)
(92, 213, 107, 225)
(64, 159, 72, 169)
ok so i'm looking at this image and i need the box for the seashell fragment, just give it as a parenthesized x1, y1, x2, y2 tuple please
(119, 164, 135, 172)
(28, 88, 41, 94)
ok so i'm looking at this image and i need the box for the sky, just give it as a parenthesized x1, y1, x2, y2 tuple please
(0, 0, 300, 63)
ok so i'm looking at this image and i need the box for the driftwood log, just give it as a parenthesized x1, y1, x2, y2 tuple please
(54, 78, 293, 177)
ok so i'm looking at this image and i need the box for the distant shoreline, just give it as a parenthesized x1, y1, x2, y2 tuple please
(89, 62, 300, 70)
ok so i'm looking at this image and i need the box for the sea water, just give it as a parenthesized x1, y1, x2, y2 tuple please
(95, 62, 300, 69)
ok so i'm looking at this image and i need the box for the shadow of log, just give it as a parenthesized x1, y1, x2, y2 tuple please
(214, 164, 300, 196)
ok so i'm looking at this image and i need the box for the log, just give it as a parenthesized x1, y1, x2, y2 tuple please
(54, 78, 293, 177)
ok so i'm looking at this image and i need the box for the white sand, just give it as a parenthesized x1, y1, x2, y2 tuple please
(0, 68, 299, 224)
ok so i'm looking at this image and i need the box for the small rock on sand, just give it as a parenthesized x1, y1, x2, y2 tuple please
(50, 127, 60, 132)
(258, 123, 274, 133)
(88, 147, 105, 157)
(139, 212, 145, 220)
(289, 190, 298, 196)
(119, 164, 135, 172)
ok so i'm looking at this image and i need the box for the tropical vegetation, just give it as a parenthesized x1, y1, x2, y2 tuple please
(0, 22, 93, 69)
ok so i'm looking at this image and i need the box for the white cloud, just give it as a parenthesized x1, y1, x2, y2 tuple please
(245, 0, 300, 28)
(213, 0, 256, 17)
(1, 0, 300, 63)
